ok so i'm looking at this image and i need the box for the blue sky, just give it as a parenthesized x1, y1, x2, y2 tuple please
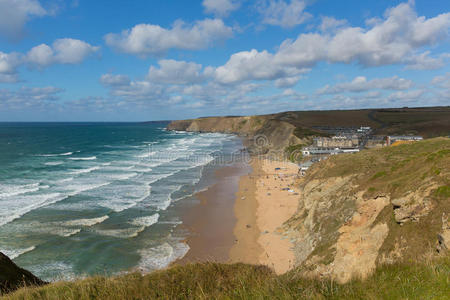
(0, 0, 449, 121)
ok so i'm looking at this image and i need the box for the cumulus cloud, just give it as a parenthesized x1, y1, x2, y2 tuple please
(104, 19, 233, 57)
(99, 74, 131, 87)
(0, 52, 22, 82)
(432, 73, 450, 89)
(387, 89, 425, 102)
(212, 2, 450, 87)
(0, 0, 47, 40)
(0, 86, 62, 110)
(258, 0, 312, 28)
(203, 0, 240, 17)
(26, 38, 100, 67)
(147, 60, 207, 84)
(404, 51, 449, 70)
(214, 49, 309, 84)
(317, 76, 414, 94)
(318, 16, 348, 32)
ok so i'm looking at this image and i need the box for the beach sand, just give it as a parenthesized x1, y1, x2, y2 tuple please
(230, 159, 299, 274)
(178, 162, 251, 264)
(178, 157, 299, 275)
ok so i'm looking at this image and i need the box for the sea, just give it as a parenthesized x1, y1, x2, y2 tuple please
(0, 122, 243, 281)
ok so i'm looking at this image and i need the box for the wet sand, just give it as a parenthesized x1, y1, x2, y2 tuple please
(178, 162, 251, 264)
(177, 158, 299, 275)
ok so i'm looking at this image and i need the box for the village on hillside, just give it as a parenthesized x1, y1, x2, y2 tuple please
(298, 126, 423, 176)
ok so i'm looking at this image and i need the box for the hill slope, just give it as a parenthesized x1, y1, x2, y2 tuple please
(167, 107, 450, 150)
(284, 137, 450, 282)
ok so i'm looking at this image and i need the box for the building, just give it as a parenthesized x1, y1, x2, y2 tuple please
(313, 135, 359, 148)
(387, 135, 423, 145)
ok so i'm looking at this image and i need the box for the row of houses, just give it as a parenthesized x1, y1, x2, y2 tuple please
(298, 129, 423, 176)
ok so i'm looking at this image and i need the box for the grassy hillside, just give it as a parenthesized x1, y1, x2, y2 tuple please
(3, 257, 449, 299)
(284, 137, 450, 282)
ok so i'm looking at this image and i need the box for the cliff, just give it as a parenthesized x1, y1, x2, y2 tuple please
(283, 137, 450, 283)
(0, 252, 46, 294)
(168, 115, 307, 153)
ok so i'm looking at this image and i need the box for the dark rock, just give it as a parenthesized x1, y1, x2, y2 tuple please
(0, 252, 47, 295)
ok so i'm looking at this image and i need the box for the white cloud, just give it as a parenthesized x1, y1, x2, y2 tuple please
(404, 51, 449, 70)
(203, 0, 240, 17)
(0, 0, 47, 40)
(147, 60, 206, 84)
(258, 0, 312, 28)
(317, 76, 414, 94)
(326, 2, 450, 66)
(100, 74, 131, 86)
(275, 75, 302, 88)
(387, 89, 425, 102)
(319, 16, 348, 32)
(432, 73, 450, 89)
(27, 38, 99, 67)
(215, 49, 309, 84)
(0, 86, 62, 110)
(0, 51, 22, 82)
(212, 2, 450, 86)
(104, 19, 233, 57)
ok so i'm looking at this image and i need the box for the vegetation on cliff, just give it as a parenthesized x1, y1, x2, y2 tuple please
(3, 257, 449, 299)
(285, 137, 450, 283)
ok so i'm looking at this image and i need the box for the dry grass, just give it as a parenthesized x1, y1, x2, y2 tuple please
(3, 257, 449, 300)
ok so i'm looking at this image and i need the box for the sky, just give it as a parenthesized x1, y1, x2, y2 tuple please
(0, 0, 449, 121)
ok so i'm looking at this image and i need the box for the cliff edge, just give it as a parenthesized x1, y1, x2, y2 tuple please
(0, 252, 46, 294)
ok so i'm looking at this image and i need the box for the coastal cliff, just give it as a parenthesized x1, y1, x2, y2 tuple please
(284, 137, 450, 283)
(168, 115, 311, 153)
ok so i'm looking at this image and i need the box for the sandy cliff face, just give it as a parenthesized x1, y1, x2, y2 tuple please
(284, 138, 450, 283)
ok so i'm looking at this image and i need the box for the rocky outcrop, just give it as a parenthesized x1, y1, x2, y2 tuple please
(0, 252, 46, 294)
(168, 116, 305, 153)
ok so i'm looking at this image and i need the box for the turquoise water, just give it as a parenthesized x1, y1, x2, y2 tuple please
(0, 123, 241, 280)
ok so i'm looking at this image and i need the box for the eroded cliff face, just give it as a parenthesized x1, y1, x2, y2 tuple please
(168, 116, 304, 152)
(284, 138, 450, 283)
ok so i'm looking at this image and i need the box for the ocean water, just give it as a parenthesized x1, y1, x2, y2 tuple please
(0, 122, 242, 280)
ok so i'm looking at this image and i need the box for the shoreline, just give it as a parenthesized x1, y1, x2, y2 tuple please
(177, 162, 251, 264)
(177, 155, 300, 275)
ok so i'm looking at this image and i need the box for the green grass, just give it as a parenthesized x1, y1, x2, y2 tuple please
(4, 257, 449, 300)
(285, 144, 304, 162)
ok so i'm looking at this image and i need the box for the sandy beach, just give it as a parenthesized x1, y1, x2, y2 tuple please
(230, 158, 300, 274)
(180, 155, 300, 275)
(178, 162, 251, 264)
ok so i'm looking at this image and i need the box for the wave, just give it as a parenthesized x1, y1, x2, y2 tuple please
(130, 213, 159, 227)
(70, 166, 101, 175)
(1, 246, 36, 260)
(138, 242, 189, 272)
(63, 215, 109, 227)
(38, 152, 73, 157)
(58, 228, 82, 237)
(94, 226, 146, 239)
(68, 156, 97, 161)
(44, 161, 64, 166)
(99, 185, 151, 213)
(0, 192, 64, 226)
(0, 183, 42, 198)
